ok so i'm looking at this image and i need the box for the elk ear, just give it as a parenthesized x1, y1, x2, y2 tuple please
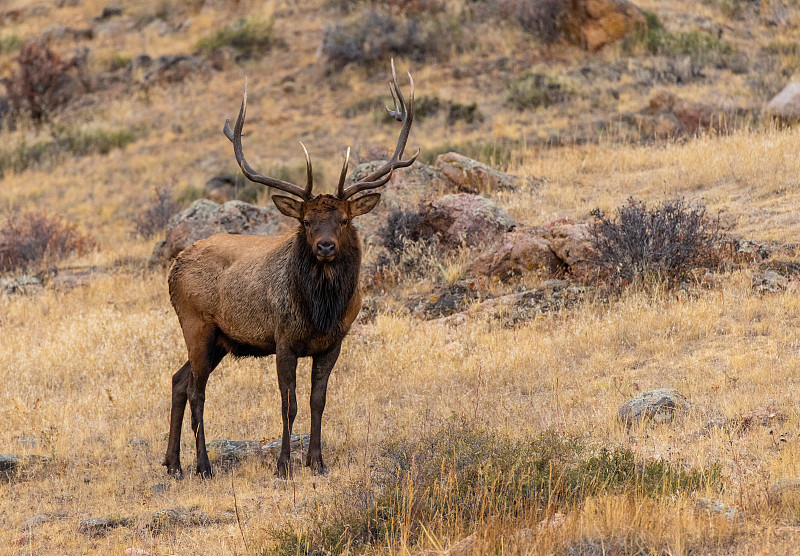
(272, 195, 304, 219)
(349, 193, 381, 217)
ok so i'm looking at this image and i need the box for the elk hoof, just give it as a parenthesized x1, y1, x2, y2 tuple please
(163, 459, 184, 480)
(195, 464, 213, 480)
(306, 455, 327, 476)
(276, 458, 290, 479)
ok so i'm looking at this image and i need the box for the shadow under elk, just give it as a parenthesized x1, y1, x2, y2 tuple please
(163, 62, 418, 479)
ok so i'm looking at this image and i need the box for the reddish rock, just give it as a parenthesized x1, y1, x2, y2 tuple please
(471, 227, 560, 280)
(417, 193, 516, 248)
(153, 199, 290, 263)
(543, 217, 598, 281)
(563, 0, 646, 52)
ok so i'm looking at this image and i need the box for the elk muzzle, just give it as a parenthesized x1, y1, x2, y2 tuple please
(315, 239, 338, 261)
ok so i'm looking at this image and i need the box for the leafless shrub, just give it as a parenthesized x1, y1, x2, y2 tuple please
(501, 0, 566, 45)
(590, 197, 726, 288)
(0, 211, 95, 272)
(3, 40, 85, 124)
(132, 185, 181, 239)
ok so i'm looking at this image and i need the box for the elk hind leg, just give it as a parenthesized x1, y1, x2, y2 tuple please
(163, 361, 191, 479)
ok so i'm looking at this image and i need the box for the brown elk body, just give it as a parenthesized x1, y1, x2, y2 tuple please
(163, 62, 417, 479)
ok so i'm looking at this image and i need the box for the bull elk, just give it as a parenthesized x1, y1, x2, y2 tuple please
(163, 61, 418, 479)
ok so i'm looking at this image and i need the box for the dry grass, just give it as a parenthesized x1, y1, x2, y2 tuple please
(2, 0, 800, 553)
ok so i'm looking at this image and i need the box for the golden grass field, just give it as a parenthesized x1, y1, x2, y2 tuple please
(2, 0, 800, 554)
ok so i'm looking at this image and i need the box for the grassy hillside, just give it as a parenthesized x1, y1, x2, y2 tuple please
(1, 0, 800, 554)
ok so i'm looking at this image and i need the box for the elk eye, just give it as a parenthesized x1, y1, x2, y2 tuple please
(302, 219, 310, 227)
(341, 218, 348, 226)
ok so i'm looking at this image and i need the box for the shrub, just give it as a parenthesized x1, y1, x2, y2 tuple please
(0, 126, 136, 176)
(505, 71, 568, 110)
(320, 9, 462, 70)
(0, 211, 95, 272)
(195, 18, 276, 59)
(590, 197, 726, 288)
(415, 95, 483, 124)
(132, 185, 181, 239)
(625, 11, 734, 66)
(267, 419, 720, 555)
(502, 0, 565, 45)
(375, 208, 424, 262)
(4, 40, 82, 123)
(0, 35, 22, 54)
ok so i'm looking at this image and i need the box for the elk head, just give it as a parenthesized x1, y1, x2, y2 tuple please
(223, 60, 418, 263)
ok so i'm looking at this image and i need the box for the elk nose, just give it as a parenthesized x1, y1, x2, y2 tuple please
(317, 240, 336, 257)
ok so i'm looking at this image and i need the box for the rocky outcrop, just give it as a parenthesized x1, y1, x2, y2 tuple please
(152, 199, 290, 263)
(435, 152, 535, 193)
(417, 193, 516, 248)
(471, 227, 561, 279)
(563, 0, 646, 52)
(543, 218, 598, 281)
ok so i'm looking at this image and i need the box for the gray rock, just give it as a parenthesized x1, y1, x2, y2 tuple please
(435, 152, 536, 194)
(696, 498, 739, 520)
(20, 514, 52, 530)
(617, 388, 690, 427)
(206, 434, 310, 468)
(154, 199, 290, 263)
(78, 516, 132, 536)
(765, 82, 800, 123)
(1, 275, 44, 295)
(754, 270, 788, 293)
(769, 478, 800, 499)
(144, 55, 208, 85)
(0, 453, 50, 477)
(152, 483, 168, 495)
(148, 507, 206, 534)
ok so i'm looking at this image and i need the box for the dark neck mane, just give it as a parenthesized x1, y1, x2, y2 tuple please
(291, 230, 360, 333)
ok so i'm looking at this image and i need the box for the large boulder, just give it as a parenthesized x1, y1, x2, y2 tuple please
(417, 193, 516, 248)
(765, 82, 800, 123)
(563, 0, 646, 52)
(435, 152, 533, 194)
(153, 199, 290, 263)
(471, 227, 561, 280)
(144, 54, 208, 85)
(617, 388, 690, 427)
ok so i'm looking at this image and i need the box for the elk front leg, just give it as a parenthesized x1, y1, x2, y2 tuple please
(163, 362, 191, 479)
(276, 346, 299, 479)
(307, 342, 341, 475)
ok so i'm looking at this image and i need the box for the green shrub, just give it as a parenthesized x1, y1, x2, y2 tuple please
(102, 53, 131, 72)
(0, 35, 22, 54)
(505, 71, 568, 111)
(195, 18, 276, 58)
(266, 419, 720, 555)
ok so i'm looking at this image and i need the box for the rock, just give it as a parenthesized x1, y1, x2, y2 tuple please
(144, 55, 208, 85)
(152, 483, 168, 495)
(1, 275, 44, 295)
(435, 152, 534, 194)
(543, 218, 598, 281)
(769, 478, 800, 499)
(149, 508, 207, 534)
(754, 269, 788, 293)
(154, 199, 289, 262)
(695, 498, 739, 520)
(765, 82, 800, 123)
(617, 388, 690, 427)
(563, 0, 646, 52)
(471, 227, 561, 280)
(448, 533, 478, 556)
(0, 453, 49, 477)
(417, 193, 516, 249)
(124, 549, 152, 556)
(20, 514, 52, 530)
(95, 3, 123, 22)
(78, 516, 132, 537)
(205, 433, 310, 467)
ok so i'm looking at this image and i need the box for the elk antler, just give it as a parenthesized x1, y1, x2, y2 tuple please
(338, 60, 419, 200)
(223, 79, 314, 200)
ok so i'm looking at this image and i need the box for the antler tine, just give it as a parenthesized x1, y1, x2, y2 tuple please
(336, 147, 351, 198)
(223, 80, 312, 200)
(299, 141, 313, 198)
(340, 61, 417, 200)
